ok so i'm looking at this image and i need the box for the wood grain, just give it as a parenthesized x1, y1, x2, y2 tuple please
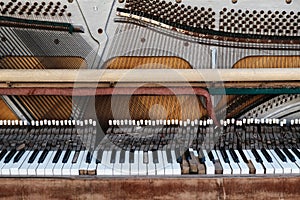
(1, 176, 300, 199)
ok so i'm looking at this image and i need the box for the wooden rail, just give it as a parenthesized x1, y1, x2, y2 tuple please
(0, 68, 299, 86)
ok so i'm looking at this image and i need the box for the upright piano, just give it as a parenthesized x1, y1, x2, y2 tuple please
(1, 0, 300, 199)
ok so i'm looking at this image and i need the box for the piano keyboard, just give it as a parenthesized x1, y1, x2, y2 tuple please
(1, 118, 300, 176)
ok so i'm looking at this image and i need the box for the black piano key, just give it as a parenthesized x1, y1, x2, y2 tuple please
(13, 149, 26, 163)
(229, 148, 239, 163)
(62, 149, 71, 163)
(96, 149, 103, 164)
(28, 149, 39, 163)
(119, 150, 126, 163)
(251, 148, 263, 163)
(4, 149, 17, 163)
(175, 147, 182, 163)
(184, 149, 191, 161)
(129, 151, 134, 163)
(208, 151, 215, 163)
(198, 149, 205, 163)
(85, 151, 92, 164)
(291, 147, 300, 159)
(275, 147, 287, 162)
(110, 149, 116, 163)
(0, 149, 8, 161)
(52, 149, 62, 163)
(283, 147, 296, 162)
(238, 148, 249, 163)
(220, 148, 229, 163)
(166, 148, 173, 163)
(152, 150, 159, 163)
(261, 148, 272, 162)
(38, 149, 49, 163)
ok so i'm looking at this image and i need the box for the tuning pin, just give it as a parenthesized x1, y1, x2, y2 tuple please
(48, 120, 51, 126)
(282, 119, 287, 125)
(152, 120, 155, 126)
(220, 119, 224, 126)
(124, 119, 128, 125)
(39, 120, 43, 126)
(163, 120, 167, 126)
(84, 119, 88, 125)
(60, 120, 64, 126)
(199, 120, 203, 126)
(194, 119, 198, 125)
(120, 120, 124, 126)
(167, 120, 171, 126)
(226, 119, 230, 125)
(116, 120, 120, 126)
(179, 120, 183, 126)
(175, 119, 179, 125)
(11, 120, 15, 126)
(171, 119, 175, 125)
(203, 120, 207, 126)
(295, 119, 299, 125)
(145, 120, 148, 126)
(191, 121, 195, 127)
(242, 118, 246, 124)
(156, 120, 160, 126)
(80, 121, 84, 126)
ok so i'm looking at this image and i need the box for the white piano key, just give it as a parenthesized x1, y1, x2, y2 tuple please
(1, 154, 16, 175)
(147, 151, 156, 175)
(11, 151, 32, 175)
(71, 151, 85, 175)
(79, 151, 89, 174)
(288, 149, 300, 169)
(96, 151, 107, 176)
(202, 150, 215, 175)
(62, 151, 76, 176)
(281, 149, 299, 174)
(170, 150, 181, 175)
(162, 150, 172, 175)
(265, 149, 283, 174)
(138, 151, 147, 175)
(256, 149, 274, 174)
(27, 151, 43, 175)
(120, 151, 130, 175)
(103, 151, 113, 175)
(130, 151, 139, 175)
(52, 150, 66, 176)
(245, 150, 264, 174)
(36, 151, 54, 176)
(113, 151, 122, 175)
(226, 150, 240, 174)
(156, 150, 165, 175)
(215, 150, 231, 174)
(234, 150, 249, 175)
(270, 149, 291, 174)
(19, 151, 34, 175)
(44, 151, 59, 176)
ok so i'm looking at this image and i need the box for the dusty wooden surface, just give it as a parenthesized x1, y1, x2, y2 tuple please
(0, 176, 300, 199)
